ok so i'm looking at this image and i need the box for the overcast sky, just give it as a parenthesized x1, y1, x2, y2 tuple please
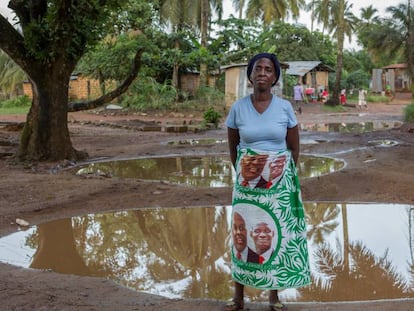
(1, 0, 397, 49)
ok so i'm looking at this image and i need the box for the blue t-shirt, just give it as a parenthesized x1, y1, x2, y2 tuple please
(225, 95, 297, 152)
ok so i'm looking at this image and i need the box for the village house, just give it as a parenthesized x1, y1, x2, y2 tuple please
(22, 74, 105, 101)
(222, 61, 289, 108)
(372, 64, 411, 94)
(222, 60, 334, 107)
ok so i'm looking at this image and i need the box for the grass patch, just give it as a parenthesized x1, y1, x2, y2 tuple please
(403, 103, 414, 122)
(0, 96, 30, 115)
(0, 106, 29, 115)
(321, 104, 347, 113)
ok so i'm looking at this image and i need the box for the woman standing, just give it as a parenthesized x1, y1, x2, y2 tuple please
(225, 53, 310, 311)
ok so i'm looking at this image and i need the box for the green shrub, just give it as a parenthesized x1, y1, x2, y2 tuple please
(403, 103, 414, 123)
(120, 77, 177, 111)
(203, 107, 222, 128)
(195, 86, 225, 106)
(0, 95, 31, 108)
(367, 94, 390, 103)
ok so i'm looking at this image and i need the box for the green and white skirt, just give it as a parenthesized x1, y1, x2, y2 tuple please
(230, 148, 311, 290)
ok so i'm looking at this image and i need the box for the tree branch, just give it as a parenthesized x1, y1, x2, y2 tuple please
(68, 48, 144, 112)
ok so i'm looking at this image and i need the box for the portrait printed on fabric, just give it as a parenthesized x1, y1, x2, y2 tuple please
(232, 204, 280, 265)
(238, 153, 288, 189)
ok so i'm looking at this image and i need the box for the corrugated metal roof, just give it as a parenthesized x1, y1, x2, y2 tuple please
(285, 61, 335, 76)
(221, 61, 289, 70)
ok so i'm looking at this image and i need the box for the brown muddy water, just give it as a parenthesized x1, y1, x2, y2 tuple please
(1, 203, 413, 303)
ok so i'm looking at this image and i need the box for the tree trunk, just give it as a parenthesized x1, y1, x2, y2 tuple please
(199, 0, 209, 88)
(332, 0, 345, 105)
(16, 75, 83, 162)
(171, 39, 180, 92)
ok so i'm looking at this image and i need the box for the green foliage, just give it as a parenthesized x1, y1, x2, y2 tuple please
(0, 95, 31, 108)
(367, 94, 390, 103)
(284, 74, 300, 98)
(0, 95, 31, 114)
(260, 22, 336, 67)
(343, 50, 374, 75)
(321, 104, 347, 113)
(203, 107, 222, 127)
(195, 86, 224, 106)
(345, 70, 370, 90)
(0, 51, 26, 99)
(119, 77, 177, 110)
(403, 103, 414, 123)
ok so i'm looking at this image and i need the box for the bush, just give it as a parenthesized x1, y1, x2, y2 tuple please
(203, 107, 222, 128)
(403, 103, 414, 123)
(119, 77, 177, 111)
(195, 86, 225, 106)
(0, 95, 31, 108)
(367, 94, 390, 103)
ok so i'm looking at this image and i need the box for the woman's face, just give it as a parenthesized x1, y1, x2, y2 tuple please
(250, 58, 277, 90)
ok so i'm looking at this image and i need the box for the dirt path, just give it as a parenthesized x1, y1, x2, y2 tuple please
(0, 97, 413, 311)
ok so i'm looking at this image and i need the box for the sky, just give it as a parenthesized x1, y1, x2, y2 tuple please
(221, 0, 397, 50)
(0, 0, 400, 49)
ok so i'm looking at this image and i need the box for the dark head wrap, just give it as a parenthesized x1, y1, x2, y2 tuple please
(247, 53, 280, 86)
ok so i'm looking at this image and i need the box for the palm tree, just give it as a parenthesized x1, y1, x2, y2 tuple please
(301, 241, 410, 301)
(0, 50, 26, 99)
(386, 2, 414, 83)
(305, 203, 340, 244)
(232, 0, 246, 19)
(361, 3, 414, 79)
(312, 0, 356, 104)
(159, 0, 222, 89)
(329, 0, 356, 104)
(359, 5, 380, 25)
(306, 0, 330, 34)
(244, 0, 304, 24)
(159, 0, 198, 89)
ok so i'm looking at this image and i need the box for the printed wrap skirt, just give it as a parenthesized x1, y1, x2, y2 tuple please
(230, 148, 311, 290)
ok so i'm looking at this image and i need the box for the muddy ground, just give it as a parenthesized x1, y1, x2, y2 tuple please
(0, 94, 413, 311)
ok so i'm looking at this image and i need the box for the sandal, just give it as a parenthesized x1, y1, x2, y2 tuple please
(269, 302, 288, 311)
(224, 300, 244, 311)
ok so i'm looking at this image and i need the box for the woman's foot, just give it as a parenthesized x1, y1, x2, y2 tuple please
(224, 299, 244, 311)
(269, 302, 288, 311)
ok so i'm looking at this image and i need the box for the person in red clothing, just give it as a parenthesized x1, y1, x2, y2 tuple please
(321, 88, 329, 103)
(340, 89, 347, 105)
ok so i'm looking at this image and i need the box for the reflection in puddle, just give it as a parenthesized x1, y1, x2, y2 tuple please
(368, 139, 399, 147)
(167, 138, 227, 146)
(1, 203, 413, 302)
(300, 121, 402, 133)
(75, 155, 344, 186)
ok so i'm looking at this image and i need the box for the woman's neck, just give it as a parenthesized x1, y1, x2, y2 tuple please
(250, 93, 272, 113)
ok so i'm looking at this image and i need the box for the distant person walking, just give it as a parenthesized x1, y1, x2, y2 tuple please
(358, 88, 368, 110)
(293, 82, 304, 114)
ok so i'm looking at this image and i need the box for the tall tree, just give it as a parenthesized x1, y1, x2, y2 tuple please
(0, 0, 146, 161)
(330, 0, 352, 103)
(159, 0, 198, 89)
(359, 2, 414, 76)
(160, 0, 222, 88)
(232, 0, 246, 19)
(386, 3, 414, 81)
(245, 0, 304, 24)
(313, 0, 356, 104)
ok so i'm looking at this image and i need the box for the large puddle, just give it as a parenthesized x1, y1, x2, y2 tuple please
(1, 203, 413, 302)
(300, 120, 402, 133)
(74, 155, 345, 185)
